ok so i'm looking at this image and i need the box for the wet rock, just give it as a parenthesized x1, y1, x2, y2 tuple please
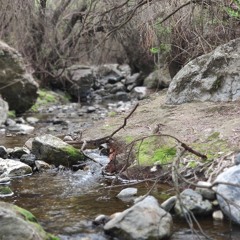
(0, 177, 11, 185)
(20, 154, 36, 168)
(212, 210, 224, 221)
(24, 138, 33, 150)
(110, 82, 126, 94)
(0, 97, 8, 126)
(0, 158, 32, 177)
(0, 40, 38, 113)
(167, 38, 240, 104)
(214, 165, 240, 224)
(93, 214, 110, 226)
(104, 196, 173, 240)
(63, 135, 74, 142)
(174, 189, 212, 217)
(161, 196, 177, 212)
(117, 188, 138, 199)
(0, 146, 7, 158)
(7, 124, 34, 134)
(35, 160, 51, 171)
(31, 134, 85, 167)
(15, 117, 25, 124)
(195, 181, 215, 200)
(0, 186, 13, 197)
(10, 147, 30, 159)
(0, 201, 57, 240)
(5, 118, 16, 127)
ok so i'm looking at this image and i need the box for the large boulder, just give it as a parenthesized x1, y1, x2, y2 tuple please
(0, 97, 8, 125)
(0, 40, 38, 113)
(215, 165, 240, 224)
(166, 38, 240, 104)
(31, 134, 85, 167)
(104, 196, 173, 240)
(0, 201, 58, 240)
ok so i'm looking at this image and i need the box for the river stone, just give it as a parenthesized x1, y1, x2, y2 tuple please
(212, 210, 224, 221)
(0, 146, 8, 158)
(35, 160, 51, 171)
(10, 147, 30, 159)
(20, 154, 36, 168)
(0, 40, 38, 113)
(0, 158, 32, 177)
(104, 196, 173, 240)
(31, 134, 85, 167)
(161, 196, 177, 212)
(0, 201, 57, 240)
(0, 97, 8, 126)
(195, 181, 216, 200)
(117, 188, 138, 199)
(0, 186, 13, 197)
(166, 38, 240, 104)
(174, 189, 212, 217)
(214, 165, 240, 224)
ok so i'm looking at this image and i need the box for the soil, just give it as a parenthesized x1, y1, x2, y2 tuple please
(84, 90, 240, 152)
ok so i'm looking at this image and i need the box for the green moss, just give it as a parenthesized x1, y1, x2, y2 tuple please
(63, 145, 83, 159)
(14, 205, 60, 240)
(125, 136, 134, 143)
(0, 186, 13, 195)
(14, 206, 38, 223)
(206, 132, 220, 141)
(136, 137, 176, 165)
(7, 110, 16, 118)
(30, 89, 70, 112)
(108, 111, 117, 117)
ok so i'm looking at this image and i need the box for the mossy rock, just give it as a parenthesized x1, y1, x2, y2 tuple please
(32, 134, 85, 167)
(0, 201, 59, 240)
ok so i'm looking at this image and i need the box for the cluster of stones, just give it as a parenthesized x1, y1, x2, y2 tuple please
(94, 162, 240, 240)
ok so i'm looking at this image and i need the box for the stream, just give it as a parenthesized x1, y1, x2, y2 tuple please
(1, 102, 240, 240)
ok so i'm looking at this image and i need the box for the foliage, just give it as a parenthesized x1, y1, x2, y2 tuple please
(226, 0, 240, 19)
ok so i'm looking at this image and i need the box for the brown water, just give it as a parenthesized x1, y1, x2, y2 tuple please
(3, 170, 240, 240)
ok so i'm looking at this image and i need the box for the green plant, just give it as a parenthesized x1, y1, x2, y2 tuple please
(226, 0, 240, 19)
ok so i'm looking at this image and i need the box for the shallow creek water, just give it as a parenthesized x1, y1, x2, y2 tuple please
(1, 110, 240, 239)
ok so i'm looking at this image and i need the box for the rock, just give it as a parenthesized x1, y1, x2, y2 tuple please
(7, 124, 34, 134)
(117, 188, 138, 199)
(212, 210, 224, 221)
(166, 38, 240, 104)
(0, 40, 38, 113)
(0, 177, 11, 185)
(20, 154, 36, 168)
(161, 196, 177, 212)
(87, 106, 96, 113)
(0, 186, 13, 197)
(0, 201, 58, 240)
(63, 135, 73, 142)
(0, 146, 7, 158)
(35, 160, 51, 171)
(26, 117, 39, 125)
(174, 189, 212, 217)
(131, 86, 147, 100)
(0, 158, 32, 177)
(110, 82, 126, 94)
(5, 118, 16, 126)
(125, 73, 140, 86)
(0, 97, 8, 126)
(115, 92, 130, 101)
(31, 134, 85, 167)
(93, 214, 110, 226)
(24, 138, 33, 150)
(104, 196, 173, 240)
(10, 147, 30, 159)
(54, 65, 95, 102)
(214, 165, 240, 224)
(195, 181, 216, 200)
(143, 68, 171, 89)
(16, 117, 25, 124)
